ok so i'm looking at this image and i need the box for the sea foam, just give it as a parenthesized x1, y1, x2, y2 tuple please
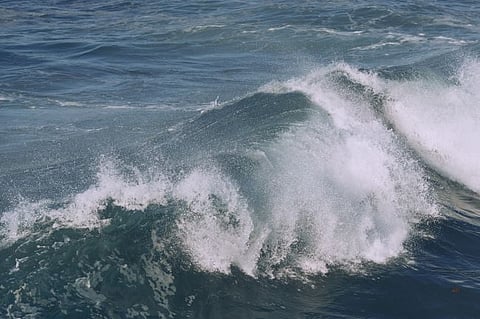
(0, 159, 170, 245)
(252, 64, 437, 275)
(385, 59, 480, 194)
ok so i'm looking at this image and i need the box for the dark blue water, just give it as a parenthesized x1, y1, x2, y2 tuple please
(1, 1, 480, 318)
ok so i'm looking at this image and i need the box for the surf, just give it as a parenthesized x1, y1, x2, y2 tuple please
(4, 61, 463, 280)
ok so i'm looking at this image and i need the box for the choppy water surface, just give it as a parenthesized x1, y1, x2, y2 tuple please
(1, 1, 480, 318)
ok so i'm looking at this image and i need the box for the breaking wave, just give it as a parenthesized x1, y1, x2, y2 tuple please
(3, 60, 465, 279)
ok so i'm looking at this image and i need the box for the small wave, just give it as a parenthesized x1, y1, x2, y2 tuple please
(68, 44, 131, 59)
(0, 95, 13, 102)
(268, 25, 292, 32)
(432, 36, 477, 46)
(354, 32, 426, 51)
(0, 159, 169, 245)
(103, 105, 137, 109)
(183, 24, 226, 33)
(53, 100, 84, 107)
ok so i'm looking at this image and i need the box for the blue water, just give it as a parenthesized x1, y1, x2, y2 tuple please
(1, 1, 480, 318)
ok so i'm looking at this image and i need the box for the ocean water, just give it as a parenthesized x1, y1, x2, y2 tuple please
(1, 1, 480, 318)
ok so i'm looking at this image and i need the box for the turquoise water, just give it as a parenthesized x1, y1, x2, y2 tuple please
(1, 1, 480, 318)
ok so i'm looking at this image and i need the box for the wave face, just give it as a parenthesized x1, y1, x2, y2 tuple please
(2, 1, 480, 318)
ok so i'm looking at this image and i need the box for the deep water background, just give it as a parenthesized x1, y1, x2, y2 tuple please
(1, 1, 480, 318)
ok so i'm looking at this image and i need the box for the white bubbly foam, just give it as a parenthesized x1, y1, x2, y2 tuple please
(254, 64, 437, 275)
(0, 160, 263, 274)
(0, 159, 170, 244)
(174, 168, 260, 275)
(384, 59, 480, 194)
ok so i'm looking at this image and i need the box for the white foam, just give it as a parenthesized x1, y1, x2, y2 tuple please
(0, 198, 52, 244)
(103, 105, 137, 109)
(385, 59, 480, 193)
(54, 100, 83, 107)
(1, 161, 263, 274)
(150, 64, 448, 278)
(0, 95, 13, 102)
(431, 36, 475, 45)
(1, 159, 169, 245)
(167, 64, 437, 277)
(268, 25, 292, 32)
(174, 168, 260, 275)
(184, 24, 225, 33)
(254, 65, 437, 275)
(354, 32, 426, 51)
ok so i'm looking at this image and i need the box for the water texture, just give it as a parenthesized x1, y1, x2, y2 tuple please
(1, 1, 480, 318)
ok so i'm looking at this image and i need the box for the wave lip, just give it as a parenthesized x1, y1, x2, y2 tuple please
(385, 58, 480, 194)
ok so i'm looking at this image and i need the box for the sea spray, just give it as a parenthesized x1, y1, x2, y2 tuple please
(0, 158, 170, 245)
(385, 59, 480, 194)
(254, 64, 437, 275)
